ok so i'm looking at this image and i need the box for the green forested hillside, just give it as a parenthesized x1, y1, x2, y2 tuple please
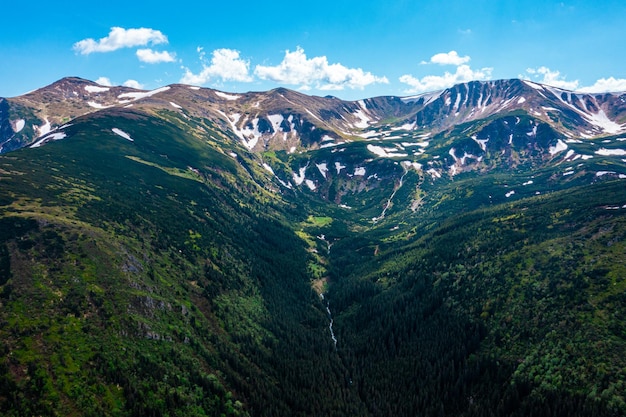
(328, 180, 626, 416)
(0, 102, 625, 417)
(0, 110, 355, 416)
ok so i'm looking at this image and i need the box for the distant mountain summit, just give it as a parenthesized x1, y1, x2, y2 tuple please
(2, 77, 624, 154)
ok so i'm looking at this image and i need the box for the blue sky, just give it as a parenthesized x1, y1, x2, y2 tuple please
(1, 0, 625, 100)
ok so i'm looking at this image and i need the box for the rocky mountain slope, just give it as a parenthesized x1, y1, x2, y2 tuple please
(1, 77, 626, 416)
(2, 77, 625, 154)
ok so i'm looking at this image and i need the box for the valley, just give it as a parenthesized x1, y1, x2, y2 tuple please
(0, 77, 625, 416)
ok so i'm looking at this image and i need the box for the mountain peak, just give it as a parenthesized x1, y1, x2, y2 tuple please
(2, 77, 626, 155)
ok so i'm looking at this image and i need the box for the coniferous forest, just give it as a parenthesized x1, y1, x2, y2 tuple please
(0, 83, 625, 417)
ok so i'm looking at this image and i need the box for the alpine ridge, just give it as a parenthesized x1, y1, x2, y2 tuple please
(2, 77, 625, 154)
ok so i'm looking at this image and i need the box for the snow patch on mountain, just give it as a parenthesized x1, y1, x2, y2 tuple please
(170, 102, 182, 109)
(453, 92, 462, 113)
(549, 139, 568, 155)
(305, 179, 317, 190)
(118, 86, 170, 101)
(596, 171, 617, 177)
(471, 135, 488, 152)
(30, 132, 67, 148)
(35, 119, 51, 137)
(267, 114, 284, 133)
(357, 130, 380, 139)
(584, 109, 624, 134)
(85, 85, 110, 93)
(14, 119, 25, 133)
(217, 111, 243, 140)
(450, 148, 480, 166)
(544, 86, 624, 134)
(287, 115, 296, 132)
(427, 168, 441, 180)
(402, 90, 442, 105)
(354, 167, 366, 176)
(216, 111, 261, 149)
(320, 141, 345, 149)
(335, 162, 346, 174)
(595, 148, 626, 156)
(353, 108, 372, 129)
(112, 128, 133, 141)
(401, 161, 422, 171)
(239, 119, 263, 149)
(229, 113, 242, 124)
(367, 144, 408, 158)
(399, 121, 416, 130)
(402, 141, 429, 148)
(293, 166, 307, 185)
(262, 163, 274, 175)
(316, 163, 328, 178)
(563, 150, 578, 161)
(523, 80, 544, 91)
(88, 101, 110, 109)
(214, 91, 241, 100)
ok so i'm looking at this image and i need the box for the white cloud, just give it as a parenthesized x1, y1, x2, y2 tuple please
(180, 48, 253, 85)
(427, 51, 471, 66)
(254, 47, 388, 90)
(524, 67, 626, 93)
(399, 64, 493, 94)
(95, 77, 113, 86)
(136, 48, 176, 64)
(123, 79, 144, 89)
(577, 77, 626, 93)
(523, 67, 579, 90)
(73, 27, 168, 55)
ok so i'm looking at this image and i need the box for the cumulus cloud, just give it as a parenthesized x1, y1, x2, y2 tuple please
(95, 77, 113, 86)
(123, 79, 144, 89)
(254, 47, 388, 90)
(93, 77, 143, 89)
(422, 51, 471, 66)
(577, 77, 626, 93)
(136, 48, 176, 64)
(523, 67, 579, 90)
(399, 64, 493, 94)
(180, 48, 253, 85)
(73, 27, 168, 55)
(523, 67, 626, 93)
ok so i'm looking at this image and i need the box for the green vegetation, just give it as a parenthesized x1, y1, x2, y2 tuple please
(328, 180, 626, 416)
(0, 104, 625, 416)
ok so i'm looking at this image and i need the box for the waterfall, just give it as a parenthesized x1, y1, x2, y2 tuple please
(320, 293, 338, 348)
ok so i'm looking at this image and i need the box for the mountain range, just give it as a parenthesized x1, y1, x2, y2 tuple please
(4, 76, 626, 150)
(1, 77, 625, 416)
